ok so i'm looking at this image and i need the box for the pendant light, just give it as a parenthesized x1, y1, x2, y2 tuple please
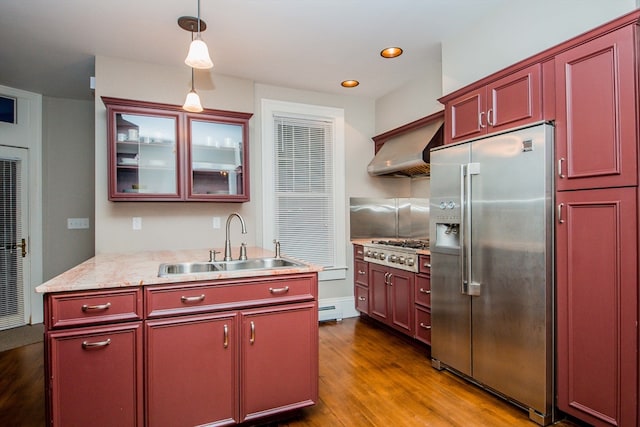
(182, 0, 213, 69)
(183, 67, 203, 112)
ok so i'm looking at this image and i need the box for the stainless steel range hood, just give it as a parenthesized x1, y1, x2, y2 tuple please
(367, 117, 444, 177)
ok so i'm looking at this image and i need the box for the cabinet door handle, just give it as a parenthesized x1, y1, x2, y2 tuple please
(387, 273, 393, 286)
(558, 158, 566, 179)
(557, 203, 565, 224)
(487, 108, 495, 126)
(419, 323, 432, 330)
(478, 111, 486, 129)
(181, 294, 205, 303)
(81, 302, 111, 312)
(82, 338, 111, 349)
(269, 286, 290, 294)
(358, 296, 367, 301)
(419, 288, 431, 294)
(358, 270, 366, 275)
(249, 321, 255, 345)
(223, 324, 229, 349)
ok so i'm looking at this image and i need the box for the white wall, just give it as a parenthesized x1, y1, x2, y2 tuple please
(94, 56, 257, 254)
(0, 85, 43, 323)
(442, 0, 637, 94)
(42, 97, 95, 279)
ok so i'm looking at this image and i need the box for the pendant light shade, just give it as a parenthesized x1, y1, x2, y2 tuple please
(183, 90, 203, 112)
(182, 0, 213, 70)
(185, 35, 214, 69)
(183, 68, 203, 112)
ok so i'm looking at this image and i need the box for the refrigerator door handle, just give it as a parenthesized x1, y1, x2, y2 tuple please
(465, 162, 482, 297)
(460, 164, 468, 295)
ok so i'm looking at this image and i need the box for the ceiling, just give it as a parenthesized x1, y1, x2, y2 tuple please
(0, 0, 509, 101)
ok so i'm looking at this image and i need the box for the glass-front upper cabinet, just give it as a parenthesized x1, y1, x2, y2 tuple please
(187, 115, 248, 201)
(103, 97, 252, 202)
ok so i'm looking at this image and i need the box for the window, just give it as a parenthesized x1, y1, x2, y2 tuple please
(262, 99, 346, 280)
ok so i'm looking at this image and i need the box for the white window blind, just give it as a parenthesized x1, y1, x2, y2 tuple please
(0, 158, 24, 330)
(273, 116, 335, 267)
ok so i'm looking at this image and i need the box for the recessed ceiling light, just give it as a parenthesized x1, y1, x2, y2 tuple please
(380, 47, 403, 58)
(341, 80, 359, 88)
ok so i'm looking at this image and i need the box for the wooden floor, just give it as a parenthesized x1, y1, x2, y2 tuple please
(0, 317, 585, 427)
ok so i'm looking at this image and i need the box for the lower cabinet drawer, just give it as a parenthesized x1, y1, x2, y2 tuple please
(146, 274, 317, 318)
(414, 306, 431, 345)
(415, 274, 431, 308)
(47, 288, 143, 329)
(355, 284, 369, 314)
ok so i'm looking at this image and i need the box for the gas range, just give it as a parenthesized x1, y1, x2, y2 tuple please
(362, 239, 429, 273)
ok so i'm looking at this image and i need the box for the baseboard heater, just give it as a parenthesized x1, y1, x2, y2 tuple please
(318, 304, 343, 322)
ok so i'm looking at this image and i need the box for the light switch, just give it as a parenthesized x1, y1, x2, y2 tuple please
(132, 217, 142, 230)
(67, 218, 90, 229)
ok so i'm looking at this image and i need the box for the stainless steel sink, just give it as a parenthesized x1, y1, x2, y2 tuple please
(158, 262, 221, 277)
(214, 257, 304, 271)
(158, 257, 305, 277)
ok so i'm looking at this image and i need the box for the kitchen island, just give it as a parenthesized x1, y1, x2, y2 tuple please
(36, 247, 321, 427)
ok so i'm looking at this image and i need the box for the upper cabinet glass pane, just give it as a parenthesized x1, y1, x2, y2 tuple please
(190, 120, 245, 197)
(114, 113, 178, 197)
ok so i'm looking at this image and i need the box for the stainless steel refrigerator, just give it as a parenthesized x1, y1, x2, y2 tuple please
(429, 123, 554, 425)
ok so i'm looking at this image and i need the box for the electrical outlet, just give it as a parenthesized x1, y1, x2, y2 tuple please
(132, 217, 142, 230)
(213, 217, 221, 229)
(67, 218, 90, 229)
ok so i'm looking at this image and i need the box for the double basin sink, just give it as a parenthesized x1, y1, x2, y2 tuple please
(158, 257, 306, 278)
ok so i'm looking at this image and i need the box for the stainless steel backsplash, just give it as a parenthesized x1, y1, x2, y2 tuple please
(349, 197, 429, 240)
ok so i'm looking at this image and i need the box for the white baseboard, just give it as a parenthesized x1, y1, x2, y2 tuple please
(318, 296, 358, 322)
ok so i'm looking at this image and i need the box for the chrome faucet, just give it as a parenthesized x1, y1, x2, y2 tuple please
(273, 239, 281, 258)
(224, 213, 247, 261)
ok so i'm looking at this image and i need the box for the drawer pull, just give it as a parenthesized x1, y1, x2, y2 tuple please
(82, 338, 111, 349)
(419, 323, 432, 330)
(419, 288, 431, 294)
(269, 286, 290, 294)
(424, 263, 431, 268)
(81, 302, 111, 312)
(356, 250, 363, 255)
(223, 324, 229, 349)
(181, 294, 206, 303)
(358, 270, 366, 275)
(358, 296, 366, 301)
(250, 321, 255, 344)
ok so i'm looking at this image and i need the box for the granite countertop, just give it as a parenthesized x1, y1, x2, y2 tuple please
(36, 247, 322, 294)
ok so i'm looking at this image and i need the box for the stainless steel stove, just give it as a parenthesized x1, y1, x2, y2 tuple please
(362, 239, 429, 272)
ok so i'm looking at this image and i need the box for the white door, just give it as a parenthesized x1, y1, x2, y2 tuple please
(0, 145, 30, 330)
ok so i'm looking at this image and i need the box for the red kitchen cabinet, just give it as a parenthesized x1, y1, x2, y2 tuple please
(369, 263, 414, 335)
(145, 313, 238, 427)
(103, 97, 252, 202)
(556, 187, 637, 427)
(443, 63, 542, 144)
(554, 25, 638, 191)
(414, 256, 431, 345)
(354, 250, 369, 315)
(47, 322, 143, 427)
(240, 303, 318, 423)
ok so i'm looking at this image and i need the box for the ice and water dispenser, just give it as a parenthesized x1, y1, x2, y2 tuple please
(431, 198, 461, 253)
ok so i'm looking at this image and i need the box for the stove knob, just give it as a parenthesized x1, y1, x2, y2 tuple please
(378, 252, 386, 261)
(372, 251, 378, 259)
(406, 257, 415, 267)
(365, 250, 372, 257)
(398, 256, 406, 265)
(390, 255, 397, 263)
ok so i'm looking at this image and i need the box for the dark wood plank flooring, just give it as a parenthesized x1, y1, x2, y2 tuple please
(0, 317, 586, 426)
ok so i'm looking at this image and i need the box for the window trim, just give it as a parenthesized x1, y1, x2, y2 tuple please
(261, 99, 346, 281)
